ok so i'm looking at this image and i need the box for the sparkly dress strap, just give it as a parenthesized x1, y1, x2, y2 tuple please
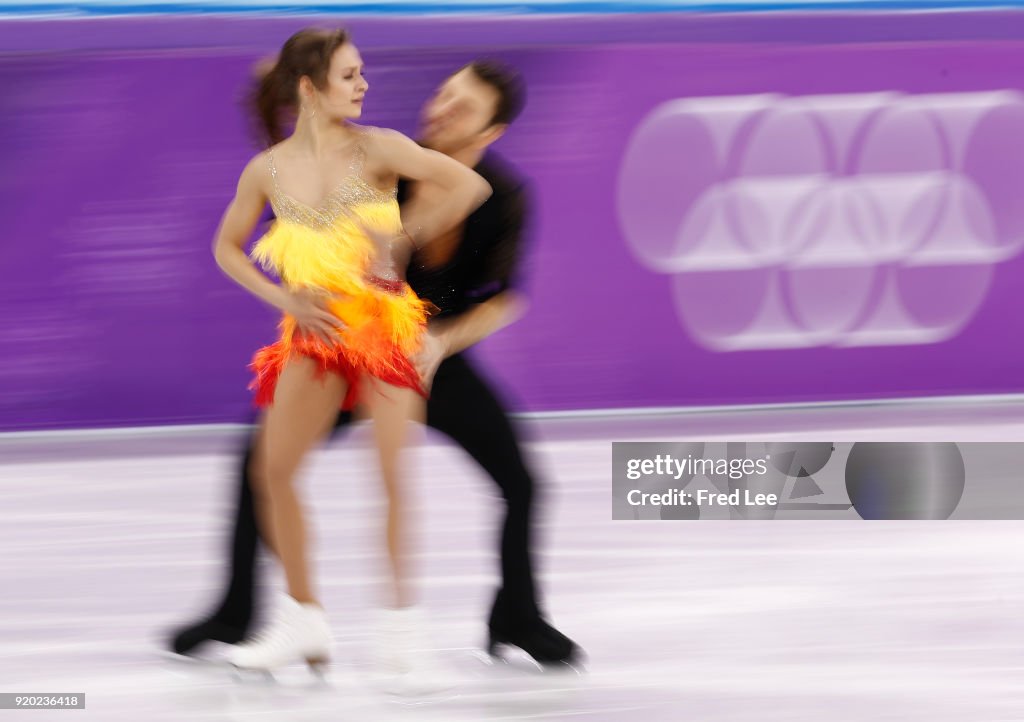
(350, 137, 367, 179)
(267, 148, 281, 195)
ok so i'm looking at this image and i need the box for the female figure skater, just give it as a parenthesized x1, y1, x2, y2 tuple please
(211, 27, 490, 673)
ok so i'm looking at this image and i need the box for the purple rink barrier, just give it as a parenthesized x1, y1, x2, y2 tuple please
(3, 13, 1024, 431)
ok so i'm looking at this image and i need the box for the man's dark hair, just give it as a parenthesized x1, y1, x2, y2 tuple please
(462, 59, 527, 127)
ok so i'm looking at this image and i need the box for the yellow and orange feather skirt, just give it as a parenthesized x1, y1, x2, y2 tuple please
(247, 199, 432, 411)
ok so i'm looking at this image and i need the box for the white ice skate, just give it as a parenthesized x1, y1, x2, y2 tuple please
(228, 594, 331, 674)
(368, 606, 457, 696)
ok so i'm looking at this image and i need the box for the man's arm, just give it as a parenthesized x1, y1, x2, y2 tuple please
(413, 181, 532, 382)
(431, 290, 527, 355)
(434, 180, 531, 353)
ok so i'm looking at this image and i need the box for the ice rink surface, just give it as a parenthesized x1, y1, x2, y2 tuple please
(2, 399, 1022, 721)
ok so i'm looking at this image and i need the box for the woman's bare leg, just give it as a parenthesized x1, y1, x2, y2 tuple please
(362, 378, 426, 609)
(250, 357, 346, 605)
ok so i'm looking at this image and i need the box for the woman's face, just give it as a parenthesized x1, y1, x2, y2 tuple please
(306, 42, 369, 120)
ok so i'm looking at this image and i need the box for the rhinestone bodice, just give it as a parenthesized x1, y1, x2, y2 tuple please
(250, 135, 407, 292)
(266, 139, 399, 229)
(268, 172, 398, 231)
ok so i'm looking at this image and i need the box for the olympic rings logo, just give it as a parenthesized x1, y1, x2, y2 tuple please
(616, 92, 1024, 350)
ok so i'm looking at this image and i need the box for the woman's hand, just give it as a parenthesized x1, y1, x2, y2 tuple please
(283, 287, 345, 346)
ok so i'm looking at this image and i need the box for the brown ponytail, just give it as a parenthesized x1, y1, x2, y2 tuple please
(249, 27, 350, 146)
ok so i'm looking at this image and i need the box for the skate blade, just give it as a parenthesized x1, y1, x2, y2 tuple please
(477, 644, 588, 676)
